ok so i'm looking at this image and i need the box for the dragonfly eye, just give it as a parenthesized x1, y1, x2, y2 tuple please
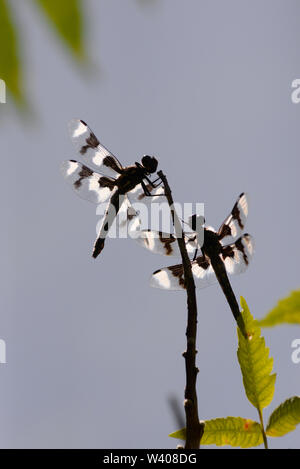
(141, 155, 158, 173)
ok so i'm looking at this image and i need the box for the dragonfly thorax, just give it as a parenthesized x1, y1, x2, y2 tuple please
(203, 227, 222, 256)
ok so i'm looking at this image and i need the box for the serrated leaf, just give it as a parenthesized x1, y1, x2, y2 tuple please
(266, 396, 300, 437)
(0, 0, 23, 104)
(34, 0, 85, 60)
(258, 290, 300, 327)
(237, 297, 276, 411)
(169, 417, 263, 448)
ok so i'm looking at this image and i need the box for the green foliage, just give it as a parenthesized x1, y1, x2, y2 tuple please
(169, 428, 186, 440)
(237, 297, 276, 411)
(34, 0, 85, 60)
(169, 297, 300, 448)
(258, 290, 300, 327)
(0, 0, 23, 105)
(0, 0, 85, 110)
(169, 417, 263, 448)
(266, 396, 300, 437)
(0, 0, 158, 112)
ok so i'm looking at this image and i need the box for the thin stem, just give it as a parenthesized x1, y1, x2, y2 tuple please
(258, 407, 268, 449)
(157, 170, 204, 449)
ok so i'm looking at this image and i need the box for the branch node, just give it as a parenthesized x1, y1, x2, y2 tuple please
(184, 398, 193, 409)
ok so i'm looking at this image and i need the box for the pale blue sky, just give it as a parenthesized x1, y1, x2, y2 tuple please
(0, 0, 299, 448)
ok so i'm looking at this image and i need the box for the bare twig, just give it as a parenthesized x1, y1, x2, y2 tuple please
(157, 170, 205, 449)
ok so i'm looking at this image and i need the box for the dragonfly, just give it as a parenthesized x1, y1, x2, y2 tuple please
(61, 119, 163, 258)
(133, 193, 254, 332)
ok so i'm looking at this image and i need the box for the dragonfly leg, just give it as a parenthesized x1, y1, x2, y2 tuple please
(144, 175, 163, 188)
(151, 177, 163, 185)
(141, 179, 165, 197)
(193, 248, 198, 261)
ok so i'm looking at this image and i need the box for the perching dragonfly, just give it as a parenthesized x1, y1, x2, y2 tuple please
(133, 193, 254, 331)
(61, 119, 163, 258)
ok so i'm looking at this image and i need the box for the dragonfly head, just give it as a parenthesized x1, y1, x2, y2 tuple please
(141, 155, 158, 174)
(188, 214, 205, 232)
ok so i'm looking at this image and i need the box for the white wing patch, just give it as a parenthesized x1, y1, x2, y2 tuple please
(218, 193, 249, 244)
(72, 119, 86, 138)
(150, 256, 216, 291)
(150, 194, 254, 292)
(150, 234, 254, 291)
(61, 160, 115, 204)
(68, 119, 123, 177)
(222, 234, 255, 275)
(150, 269, 176, 290)
(133, 230, 198, 257)
(191, 260, 217, 289)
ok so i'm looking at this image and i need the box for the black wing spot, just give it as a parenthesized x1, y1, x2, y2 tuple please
(99, 177, 115, 190)
(222, 245, 235, 260)
(235, 237, 249, 265)
(218, 223, 232, 240)
(168, 264, 186, 288)
(103, 155, 122, 174)
(158, 232, 176, 256)
(231, 199, 244, 230)
(74, 165, 93, 189)
(80, 132, 100, 154)
(196, 257, 210, 269)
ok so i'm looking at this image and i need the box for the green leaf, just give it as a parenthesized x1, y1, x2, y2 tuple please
(258, 290, 300, 327)
(266, 396, 300, 437)
(0, 0, 23, 104)
(169, 417, 263, 448)
(34, 0, 85, 60)
(169, 428, 186, 440)
(237, 297, 276, 411)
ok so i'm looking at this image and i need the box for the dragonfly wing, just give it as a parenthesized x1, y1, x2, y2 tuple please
(222, 234, 255, 275)
(150, 255, 216, 290)
(68, 119, 123, 177)
(61, 160, 116, 204)
(133, 229, 198, 257)
(218, 193, 249, 244)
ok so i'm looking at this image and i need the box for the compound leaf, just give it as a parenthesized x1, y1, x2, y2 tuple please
(0, 0, 23, 104)
(266, 396, 300, 437)
(237, 297, 276, 411)
(169, 417, 263, 448)
(258, 290, 300, 327)
(34, 0, 85, 60)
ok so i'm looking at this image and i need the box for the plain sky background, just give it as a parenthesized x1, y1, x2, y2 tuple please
(0, 0, 299, 449)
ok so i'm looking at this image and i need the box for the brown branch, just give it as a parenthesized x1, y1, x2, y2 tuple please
(157, 170, 205, 449)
